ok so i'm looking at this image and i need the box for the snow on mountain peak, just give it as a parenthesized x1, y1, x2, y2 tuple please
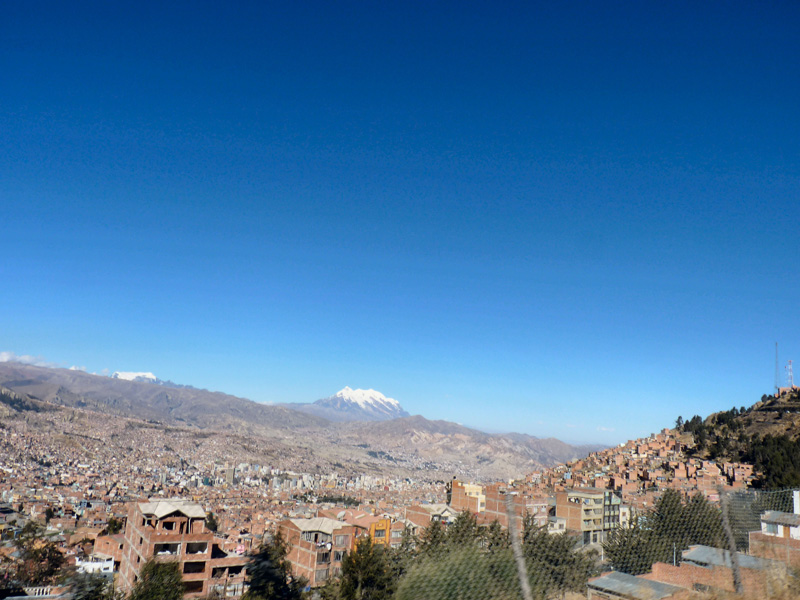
(112, 371, 158, 383)
(334, 387, 400, 409)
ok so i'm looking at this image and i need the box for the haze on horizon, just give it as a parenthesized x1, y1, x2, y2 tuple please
(3, 2, 799, 446)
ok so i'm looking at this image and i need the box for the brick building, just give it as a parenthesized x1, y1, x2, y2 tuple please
(279, 517, 364, 587)
(119, 498, 249, 598)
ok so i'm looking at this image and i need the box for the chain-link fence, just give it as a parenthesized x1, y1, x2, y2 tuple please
(371, 489, 800, 600)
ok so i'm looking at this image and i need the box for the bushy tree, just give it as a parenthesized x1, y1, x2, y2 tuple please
(339, 537, 394, 600)
(395, 545, 518, 600)
(417, 519, 446, 557)
(483, 520, 509, 553)
(13, 522, 66, 586)
(205, 512, 219, 533)
(521, 517, 597, 597)
(106, 517, 124, 535)
(243, 530, 305, 600)
(128, 559, 183, 600)
(603, 490, 724, 575)
(69, 572, 118, 600)
(445, 511, 481, 547)
(387, 526, 417, 582)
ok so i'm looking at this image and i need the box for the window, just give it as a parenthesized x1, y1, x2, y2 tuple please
(766, 523, 779, 535)
(184, 581, 203, 594)
(335, 535, 349, 547)
(154, 543, 180, 555)
(183, 561, 206, 574)
(186, 542, 208, 555)
(316, 569, 329, 582)
(334, 550, 345, 562)
(317, 552, 330, 564)
(391, 530, 403, 539)
(162, 521, 175, 531)
(374, 529, 386, 539)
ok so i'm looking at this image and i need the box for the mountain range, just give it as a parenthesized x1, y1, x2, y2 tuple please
(0, 362, 603, 480)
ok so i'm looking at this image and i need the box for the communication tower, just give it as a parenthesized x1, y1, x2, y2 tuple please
(776, 343, 780, 393)
(787, 360, 794, 388)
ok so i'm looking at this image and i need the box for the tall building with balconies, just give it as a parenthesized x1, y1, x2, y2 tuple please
(555, 487, 623, 546)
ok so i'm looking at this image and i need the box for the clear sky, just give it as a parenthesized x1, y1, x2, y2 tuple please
(2, 1, 799, 445)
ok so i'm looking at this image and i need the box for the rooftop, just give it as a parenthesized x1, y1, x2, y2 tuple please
(588, 571, 684, 600)
(682, 544, 784, 572)
(138, 498, 206, 520)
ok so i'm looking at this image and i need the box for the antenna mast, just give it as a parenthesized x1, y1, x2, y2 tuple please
(787, 360, 794, 389)
(776, 343, 780, 394)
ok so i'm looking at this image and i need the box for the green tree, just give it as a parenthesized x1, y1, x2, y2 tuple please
(339, 537, 394, 600)
(395, 545, 518, 600)
(13, 522, 66, 585)
(603, 490, 724, 575)
(417, 519, 446, 557)
(521, 517, 597, 597)
(602, 522, 662, 575)
(683, 493, 724, 549)
(318, 577, 342, 600)
(70, 571, 118, 600)
(243, 531, 305, 600)
(445, 511, 481, 547)
(387, 527, 417, 583)
(483, 520, 509, 553)
(106, 517, 124, 535)
(205, 512, 219, 533)
(128, 559, 184, 600)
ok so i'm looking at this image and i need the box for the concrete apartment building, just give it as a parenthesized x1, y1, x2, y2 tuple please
(279, 517, 364, 587)
(119, 498, 249, 598)
(555, 487, 624, 545)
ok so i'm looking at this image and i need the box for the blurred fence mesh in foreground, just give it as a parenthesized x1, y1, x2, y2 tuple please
(380, 489, 800, 600)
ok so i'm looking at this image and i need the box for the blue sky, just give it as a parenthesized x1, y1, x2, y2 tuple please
(2, 1, 799, 445)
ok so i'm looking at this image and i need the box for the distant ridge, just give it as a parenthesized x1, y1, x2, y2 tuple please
(0, 361, 605, 480)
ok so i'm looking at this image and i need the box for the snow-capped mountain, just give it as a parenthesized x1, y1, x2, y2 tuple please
(288, 386, 411, 422)
(111, 371, 159, 383)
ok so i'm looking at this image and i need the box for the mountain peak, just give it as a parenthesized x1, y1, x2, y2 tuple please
(285, 387, 410, 422)
(111, 371, 158, 383)
(333, 387, 401, 410)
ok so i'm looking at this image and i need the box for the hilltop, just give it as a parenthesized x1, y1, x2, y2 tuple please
(677, 388, 800, 489)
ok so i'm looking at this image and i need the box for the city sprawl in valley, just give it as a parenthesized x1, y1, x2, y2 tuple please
(2, 361, 800, 598)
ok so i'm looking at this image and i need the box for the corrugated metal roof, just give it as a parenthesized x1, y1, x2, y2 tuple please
(762, 510, 800, 527)
(588, 571, 684, 599)
(682, 544, 782, 572)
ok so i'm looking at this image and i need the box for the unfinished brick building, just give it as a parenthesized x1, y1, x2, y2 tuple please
(119, 498, 249, 598)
